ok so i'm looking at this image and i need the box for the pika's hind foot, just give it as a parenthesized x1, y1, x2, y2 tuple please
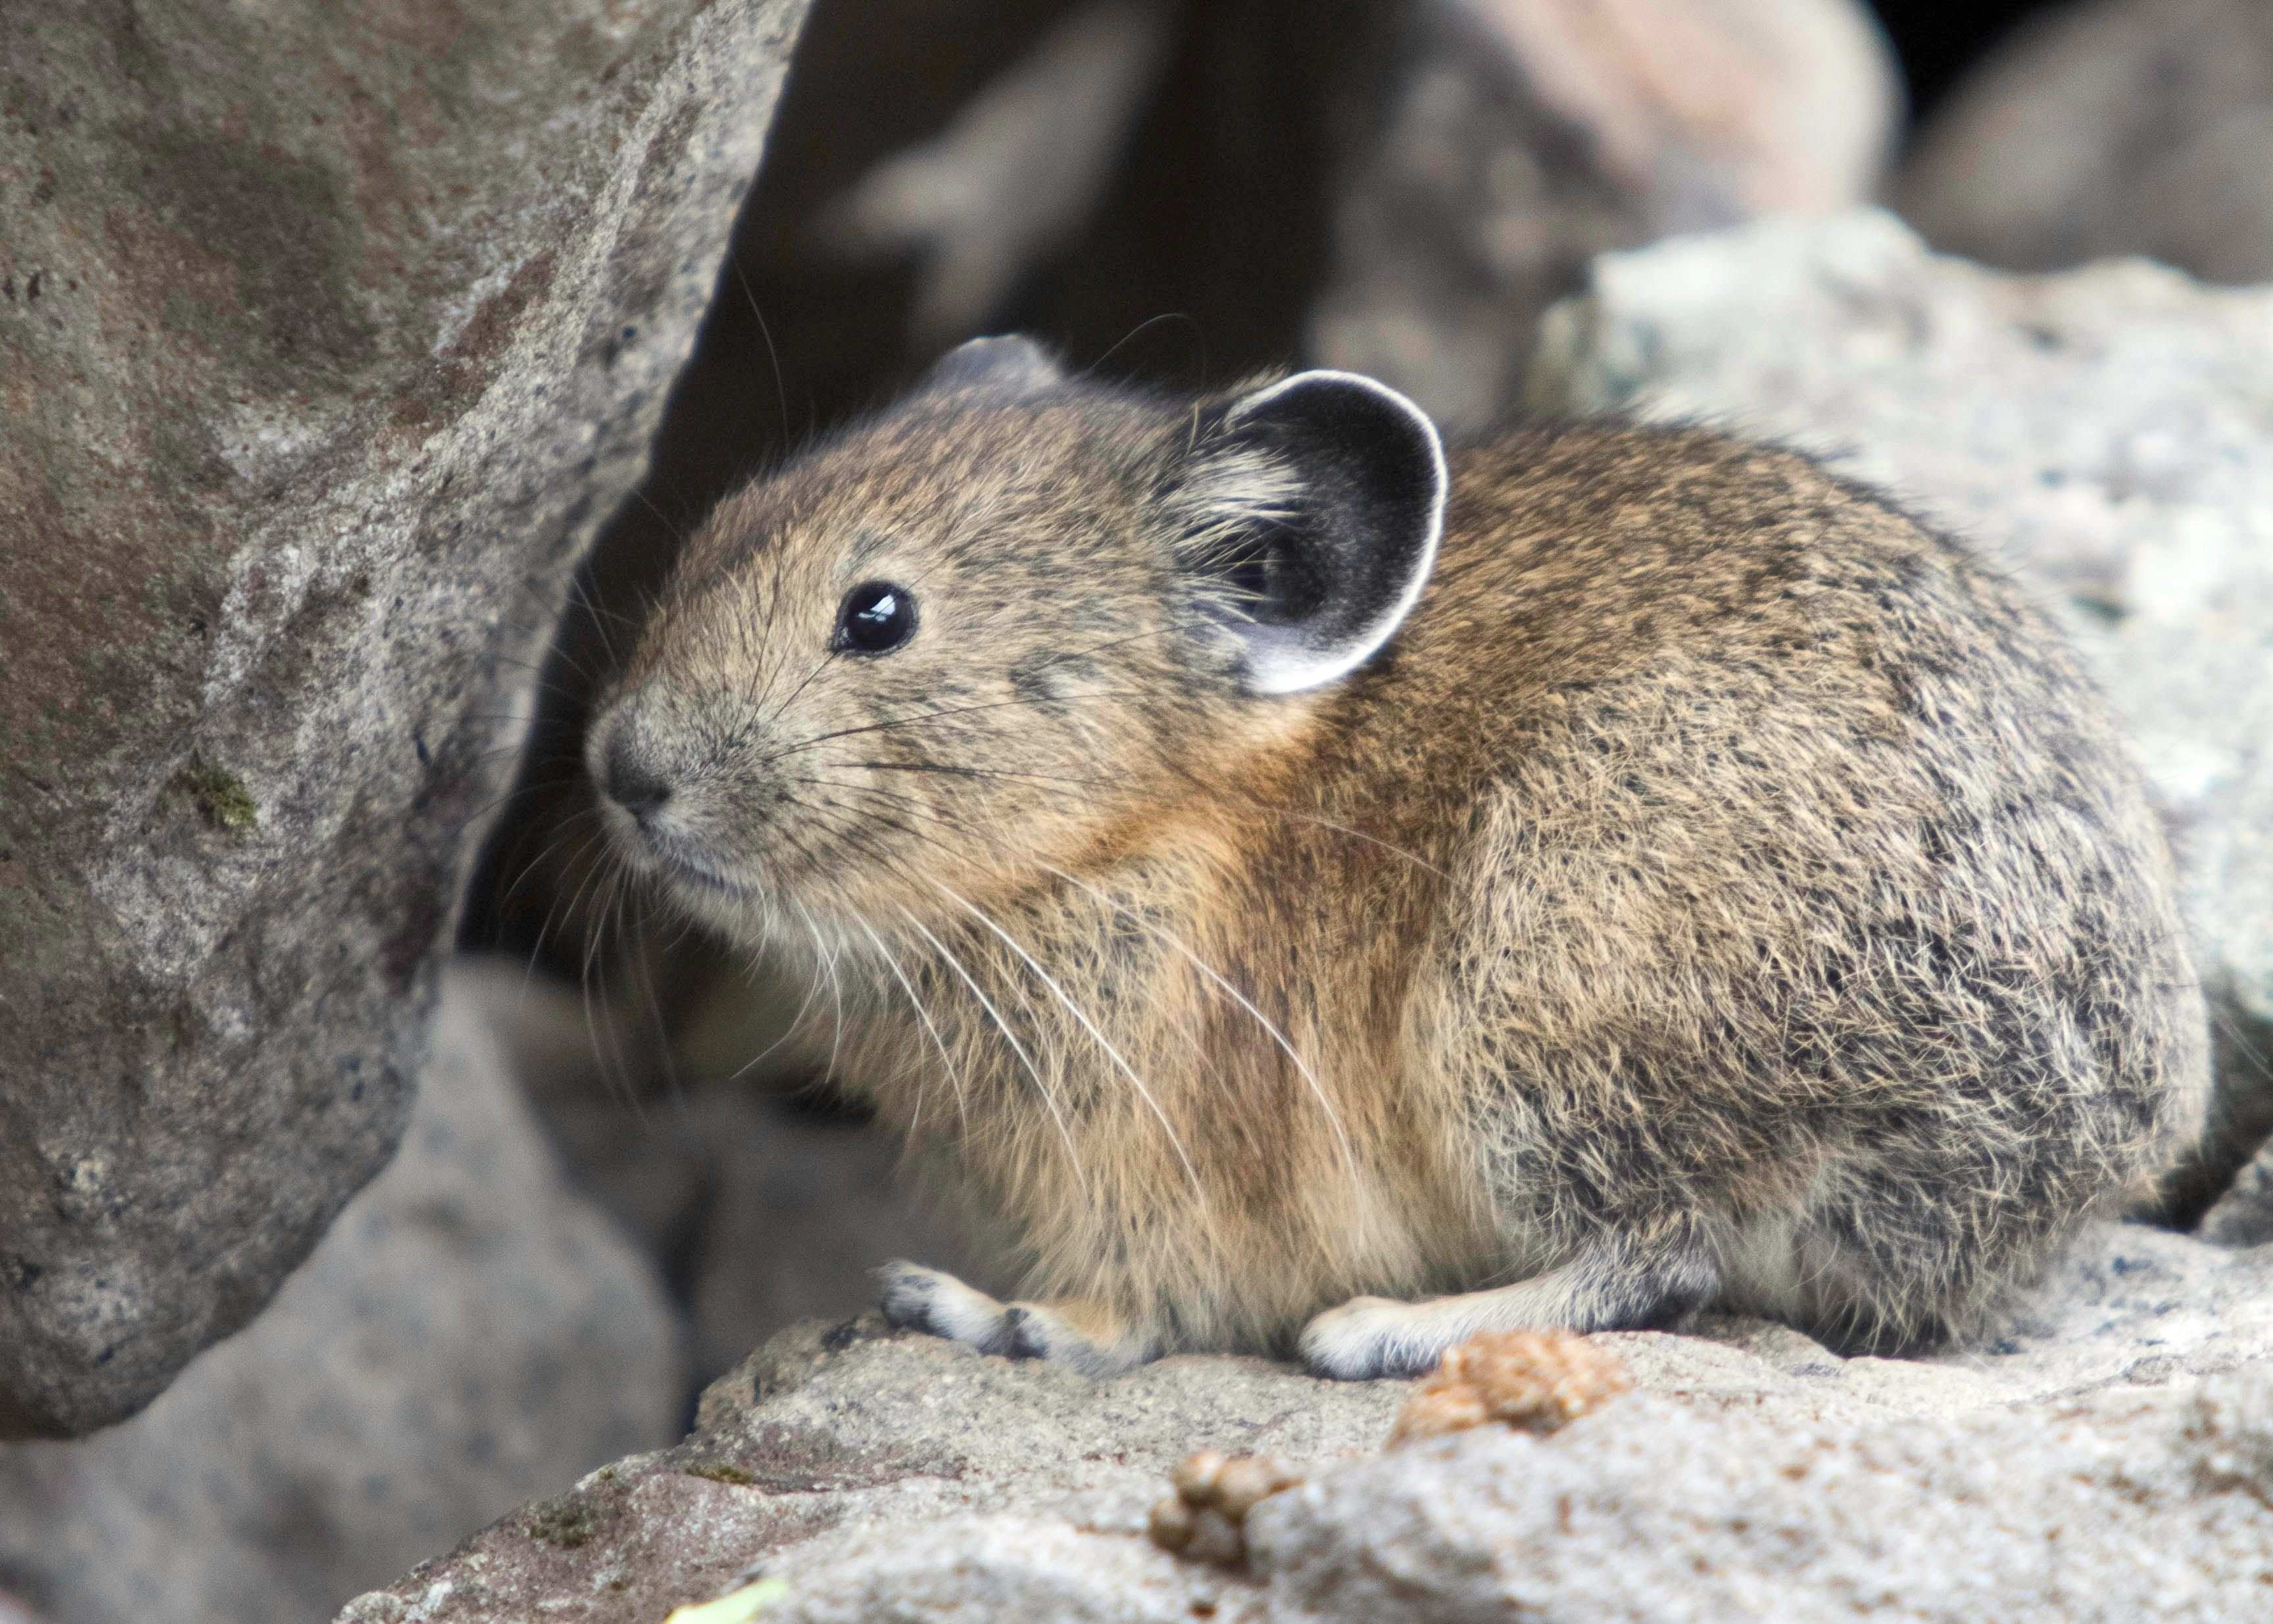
(1301, 1249, 1719, 1379)
(1300, 1295, 1451, 1380)
(875, 1260, 1145, 1376)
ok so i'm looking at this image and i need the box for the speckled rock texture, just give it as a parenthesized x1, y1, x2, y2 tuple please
(1900, 0, 2273, 286)
(335, 1224, 2273, 1622)
(1527, 210, 2273, 1210)
(479, 954, 998, 1391)
(0, 0, 810, 1437)
(0, 964, 683, 1624)
(1309, 0, 1897, 431)
(2203, 1138, 2273, 1248)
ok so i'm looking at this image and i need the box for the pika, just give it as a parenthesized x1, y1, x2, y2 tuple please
(587, 335, 2207, 1379)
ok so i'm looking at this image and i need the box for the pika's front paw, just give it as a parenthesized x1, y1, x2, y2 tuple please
(875, 1260, 1138, 1375)
(877, 1260, 1014, 1348)
(1300, 1295, 1445, 1381)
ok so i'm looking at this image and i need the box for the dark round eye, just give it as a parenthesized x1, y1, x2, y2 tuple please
(835, 581, 917, 654)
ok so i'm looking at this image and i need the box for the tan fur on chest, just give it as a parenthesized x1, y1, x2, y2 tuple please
(825, 825, 1491, 1351)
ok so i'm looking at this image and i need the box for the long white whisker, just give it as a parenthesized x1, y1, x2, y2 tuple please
(852, 914, 969, 1135)
(723, 933, 831, 1085)
(896, 904, 1086, 1182)
(1040, 862, 1359, 1191)
(929, 878, 1202, 1198)
(794, 899, 850, 1093)
(1258, 807, 1448, 879)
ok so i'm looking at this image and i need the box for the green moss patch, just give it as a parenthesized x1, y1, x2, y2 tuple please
(522, 1494, 600, 1550)
(179, 758, 257, 831)
(682, 1460, 756, 1487)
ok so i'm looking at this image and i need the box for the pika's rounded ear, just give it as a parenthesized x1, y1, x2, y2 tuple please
(1170, 370, 1446, 695)
(919, 333, 1065, 397)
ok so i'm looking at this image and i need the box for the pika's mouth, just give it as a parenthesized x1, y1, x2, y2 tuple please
(607, 814, 764, 903)
(656, 850, 758, 900)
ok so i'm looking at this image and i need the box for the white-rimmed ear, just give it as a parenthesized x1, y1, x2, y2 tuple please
(1169, 370, 1446, 695)
(919, 333, 1065, 397)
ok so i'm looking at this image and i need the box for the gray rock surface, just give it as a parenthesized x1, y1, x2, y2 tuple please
(0, 964, 682, 1624)
(478, 955, 998, 1390)
(1526, 210, 2273, 1204)
(1310, 0, 1897, 430)
(2203, 1137, 2273, 1248)
(0, 0, 810, 1435)
(1900, 0, 2273, 285)
(337, 1224, 2273, 1622)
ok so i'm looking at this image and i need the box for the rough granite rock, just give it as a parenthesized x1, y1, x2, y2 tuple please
(336, 1225, 2273, 1622)
(0, 964, 682, 1624)
(2202, 1138, 2273, 1249)
(475, 954, 998, 1391)
(1900, 0, 2273, 285)
(1309, 0, 1897, 430)
(1525, 210, 2273, 1204)
(0, 0, 810, 1435)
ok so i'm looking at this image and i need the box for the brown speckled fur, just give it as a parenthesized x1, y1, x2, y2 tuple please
(591, 364, 2209, 1379)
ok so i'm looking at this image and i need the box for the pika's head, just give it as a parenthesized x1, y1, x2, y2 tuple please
(586, 335, 1444, 944)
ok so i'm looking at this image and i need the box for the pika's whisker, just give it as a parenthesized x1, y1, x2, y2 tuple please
(1039, 861, 1361, 1194)
(896, 904, 1086, 1183)
(794, 898, 851, 1093)
(929, 878, 1203, 1200)
(852, 914, 970, 1135)
(762, 690, 1154, 766)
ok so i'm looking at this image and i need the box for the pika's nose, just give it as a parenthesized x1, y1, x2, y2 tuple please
(600, 733, 672, 824)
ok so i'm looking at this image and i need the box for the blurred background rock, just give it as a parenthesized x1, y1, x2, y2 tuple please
(12, 1, 2273, 1619)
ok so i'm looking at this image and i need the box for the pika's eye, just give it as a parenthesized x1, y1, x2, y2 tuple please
(835, 581, 918, 654)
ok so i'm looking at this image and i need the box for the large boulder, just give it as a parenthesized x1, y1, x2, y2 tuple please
(0, 0, 810, 1435)
(1526, 210, 2273, 1208)
(335, 1225, 2273, 1622)
(1900, 0, 2273, 285)
(0, 965, 683, 1624)
(1309, 0, 1898, 431)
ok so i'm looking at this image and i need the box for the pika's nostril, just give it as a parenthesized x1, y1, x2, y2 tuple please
(602, 735, 672, 824)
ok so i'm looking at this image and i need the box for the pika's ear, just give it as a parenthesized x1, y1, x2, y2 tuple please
(919, 333, 1065, 397)
(1171, 371, 1446, 695)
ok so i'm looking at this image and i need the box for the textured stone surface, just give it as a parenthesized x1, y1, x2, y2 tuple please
(1901, 0, 2273, 285)
(0, 0, 810, 1435)
(479, 954, 996, 1390)
(337, 1314, 1407, 1623)
(1309, 0, 1897, 430)
(0, 965, 681, 1624)
(1525, 210, 2273, 1204)
(337, 1225, 2273, 1622)
(2203, 1138, 2273, 1249)
(1225, 1373, 2273, 1624)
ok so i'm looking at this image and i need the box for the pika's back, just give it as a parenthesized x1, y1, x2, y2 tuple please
(1341, 424, 2101, 802)
(1316, 424, 2203, 1346)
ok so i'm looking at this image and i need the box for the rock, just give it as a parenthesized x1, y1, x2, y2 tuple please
(337, 1225, 2273, 1622)
(1525, 210, 2273, 1209)
(0, 964, 683, 1624)
(1232, 1374, 2273, 1623)
(1900, 0, 2273, 285)
(2201, 1137, 2273, 1248)
(0, 0, 810, 1434)
(336, 1313, 1407, 1623)
(477, 955, 999, 1390)
(1308, 0, 1898, 430)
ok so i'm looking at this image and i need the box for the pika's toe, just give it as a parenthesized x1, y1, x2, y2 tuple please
(1300, 1296, 1438, 1381)
(875, 1260, 1008, 1347)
